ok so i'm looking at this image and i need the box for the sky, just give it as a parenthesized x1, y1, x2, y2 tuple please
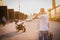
(3, 0, 60, 15)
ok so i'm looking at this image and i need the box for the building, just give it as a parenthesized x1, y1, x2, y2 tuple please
(0, 0, 8, 20)
(8, 9, 15, 20)
(48, 5, 60, 19)
(15, 11, 20, 20)
(48, 0, 60, 21)
(51, 5, 60, 18)
(19, 12, 28, 20)
(15, 11, 28, 20)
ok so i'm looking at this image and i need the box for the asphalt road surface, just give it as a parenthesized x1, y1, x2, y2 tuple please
(0, 20, 60, 40)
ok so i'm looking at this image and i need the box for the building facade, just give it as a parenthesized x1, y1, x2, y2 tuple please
(8, 9, 15, 20)
(48, 5, 60, 22)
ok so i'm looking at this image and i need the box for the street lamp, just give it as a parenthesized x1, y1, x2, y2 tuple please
(18, 0, 20, 12)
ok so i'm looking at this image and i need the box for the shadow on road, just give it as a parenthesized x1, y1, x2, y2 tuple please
(0, 31, 23, 40)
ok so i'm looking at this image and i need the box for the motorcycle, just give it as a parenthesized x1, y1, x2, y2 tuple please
(15, 20, 26, 32)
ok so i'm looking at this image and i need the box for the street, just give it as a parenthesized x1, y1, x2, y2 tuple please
(0, 20, 60, 40)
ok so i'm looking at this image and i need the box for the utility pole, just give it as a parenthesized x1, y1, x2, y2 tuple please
(19, 0, 20, 11)
(52, 0, 56, 8)
(18, 0, 20, 20)
(0, 0, 2, 1)
(52, 0, 56, 19)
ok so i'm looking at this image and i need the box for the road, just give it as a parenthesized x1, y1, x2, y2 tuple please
(0, 20, 60, 40)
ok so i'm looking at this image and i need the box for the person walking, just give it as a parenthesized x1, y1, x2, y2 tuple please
(2, 16, 6, 26)
(38, 8, 49, 40)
